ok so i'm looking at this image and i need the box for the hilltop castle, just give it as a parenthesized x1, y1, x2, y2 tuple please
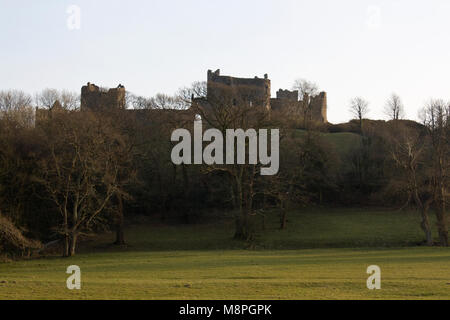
(36, 69, 328, 124)
(196, 69, 327, 123)
(81, 83, 126, 111)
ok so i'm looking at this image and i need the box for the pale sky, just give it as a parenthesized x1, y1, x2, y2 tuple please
(1, 0, 449, 123)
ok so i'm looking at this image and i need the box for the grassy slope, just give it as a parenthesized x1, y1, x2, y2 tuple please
(0, 209, 449, 300)
(322, 132, 362, 156)
(87, 209, 440, 251)
(292, 130, 362, 156)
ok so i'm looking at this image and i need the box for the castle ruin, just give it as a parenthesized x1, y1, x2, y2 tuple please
(206, 69, 271, 110)
(200, 69, 327, 123)
(271, 89, 327, 123)
(81, 83, 126, 111)
(36, 69, 328, 125)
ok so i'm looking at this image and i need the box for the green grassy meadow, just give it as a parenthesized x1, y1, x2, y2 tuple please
(1, 209, 449, 300)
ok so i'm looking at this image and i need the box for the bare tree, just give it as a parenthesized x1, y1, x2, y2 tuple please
(257, 133, 320, 230)
(126, 82, 206, 111)
(349, 97, 370, 132)
(60, 90, 80, 110)
(105, 110, 137, 246)
(421, 99, 449, 246)
(127, 93, 152, 110)
(0, 90, 34, 127)
(192, 84, 271, 240)
(176, 81, 207, 109)
(35, 89, 79, 110)
(0, 90, 32, 112)
(385, 93, 405, 121)
(36, 111, 131, 256)
(388, 124, 433, 245)
(292, 79, 320, 129)
(36, 88, 59, 108)
(149, 93, 178, 110)
(292, 79, 319, 98)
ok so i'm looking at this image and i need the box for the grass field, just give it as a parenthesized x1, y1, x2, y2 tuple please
(0, 209, 449, 300)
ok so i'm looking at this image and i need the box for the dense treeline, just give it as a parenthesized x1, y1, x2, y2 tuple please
(0, 85, 448, 257)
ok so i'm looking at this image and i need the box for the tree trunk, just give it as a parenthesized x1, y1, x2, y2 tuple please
(280, 210, 287, 230)
(63, 234, 70, 257)
(234, 190, 252, 241)
(359, 117, 364, 134)
(115, 223, 125, 246)
(436, 166, 448, 247)
(411, 171, 433, 246)
(182, 164, 191, 224)
(235, 198, 255, 241)
(419, 209, 433, 246)
(234, 213, 252, 241)
(435, 208, 448, 247)
(63, 210, 69, 257)
(280, 200, 287, 230)
(413, 193, 433, 246)
(114, 194, 126, 245)
(69, 234, 77, 257)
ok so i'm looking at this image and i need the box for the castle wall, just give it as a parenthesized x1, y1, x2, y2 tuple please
(270, 98, 302, 114)
(276, 89, 298, 101)
(205, 69, 327, 123)
(35, 100, 67, 124)
(271, 91, 327, 124)
(35, 70, 328, 127)
(207, 69, 271, 110)
(81, 83, 126, 111)
(310, 92, 327, 123)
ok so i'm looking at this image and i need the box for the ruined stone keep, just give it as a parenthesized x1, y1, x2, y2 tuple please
(201, 69, 328, 123)
(35, 69, 328, 125)
(81, 83, 126, 111)
(206, 69, 272, 111)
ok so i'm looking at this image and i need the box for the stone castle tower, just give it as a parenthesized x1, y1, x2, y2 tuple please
(206, 69, 271, 110)
(203, 69, 328, 124)
(80, 83, 126, 111)
(309, 92, 327, 123)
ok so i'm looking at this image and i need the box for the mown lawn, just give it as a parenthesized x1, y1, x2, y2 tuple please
(0, 208, 449, 300)
(1, 248, 449, 300)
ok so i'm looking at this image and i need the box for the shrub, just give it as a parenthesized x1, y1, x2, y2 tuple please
(0, 214, 41, 258)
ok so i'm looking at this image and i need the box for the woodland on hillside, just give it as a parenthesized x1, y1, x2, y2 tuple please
(0, 83, 448, 258)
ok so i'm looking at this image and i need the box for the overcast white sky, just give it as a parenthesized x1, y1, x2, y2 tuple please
(1, 0, 449, 123)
